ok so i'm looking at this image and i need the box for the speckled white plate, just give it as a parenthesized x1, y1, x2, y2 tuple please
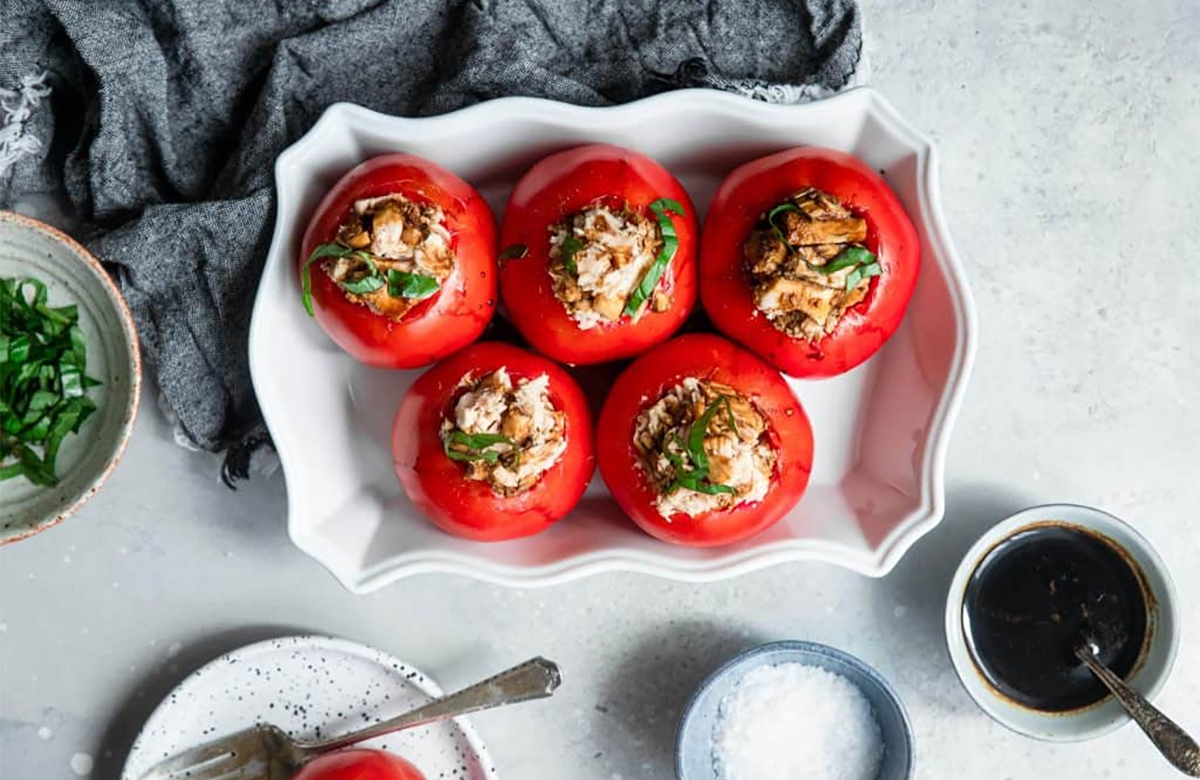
(120, 635, 496, 780)
(0, 211, 141, 544)
(250, 88, 977, 590)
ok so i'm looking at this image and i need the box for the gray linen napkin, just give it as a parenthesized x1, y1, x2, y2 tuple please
(0, 0, 863, 485)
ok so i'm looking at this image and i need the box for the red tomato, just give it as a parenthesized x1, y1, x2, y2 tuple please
(299, 153, 497, 368)
(392, 342, 594, 541)
(499, 144, 698, 365)
(293, 749, 426, 780)
(700, 147, 920, 378)
(596, 334, 813, 546)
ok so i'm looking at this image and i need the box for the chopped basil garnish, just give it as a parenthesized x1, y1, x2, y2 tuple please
(845, 261, 882, 291)
(624, 198, 685, 317)
(1, 277, 102, 486)
(301, 242, 440, 314)
(559, 236, 585, 275)
(300, 243, 372, 316)
(767, 202, 801, 249)
(816, 246, 875, 275)
(764, 200, 880, 284)
(674, 472, 735, 495)
(444, 430, 517, 464)
(662, 395, 737, 497)
(499, 244, 529, 262)
(386, 270, 440, 300)
(339, 255, 386, 295)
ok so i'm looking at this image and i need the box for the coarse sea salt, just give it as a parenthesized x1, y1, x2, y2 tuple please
(713, 663, 883, 780)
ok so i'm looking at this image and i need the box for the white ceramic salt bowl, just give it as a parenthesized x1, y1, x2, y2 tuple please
(676, 640, 915, 780)
(0, 211, 141, 544)
(945, 503, 1180, 741)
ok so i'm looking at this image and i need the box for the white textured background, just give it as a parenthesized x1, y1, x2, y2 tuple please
(2, 1, 1198, 778)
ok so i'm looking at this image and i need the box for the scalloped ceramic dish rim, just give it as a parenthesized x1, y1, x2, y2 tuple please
(0, 210, 142, 545)
(943, 503, 1181, 742)
(252, 87, 977, 591)
(674, 639, 916, 779)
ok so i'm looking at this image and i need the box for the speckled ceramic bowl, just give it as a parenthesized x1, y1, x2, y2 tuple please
(945, 503, 1180, 742)
(0, 211, 141, 544)
(676, 640, 915, 780)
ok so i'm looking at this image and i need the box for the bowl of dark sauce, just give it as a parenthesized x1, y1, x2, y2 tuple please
(945, 504, 1180, 741)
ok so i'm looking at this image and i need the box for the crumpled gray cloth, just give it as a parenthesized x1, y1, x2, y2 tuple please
(0, 0, 863, 485)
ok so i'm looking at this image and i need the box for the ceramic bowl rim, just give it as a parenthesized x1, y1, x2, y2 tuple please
(943, 502, 1181, 742)
(675, 639, 916, 780)
(0, 210, 142, 545)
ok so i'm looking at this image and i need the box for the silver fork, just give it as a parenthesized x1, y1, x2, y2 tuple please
(135, 656, 561, 780)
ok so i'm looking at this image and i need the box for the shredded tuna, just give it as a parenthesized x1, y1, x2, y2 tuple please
(322, 194, 454, 320)
(744, 188, 875, 341)
(633, 378, 776, 519)
(547, 204, 667, 329)
(441, 368, 566, 496)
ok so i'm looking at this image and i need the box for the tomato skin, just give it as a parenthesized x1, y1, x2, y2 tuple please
(293, 749, 426, 780)
(299, 154, 497, 368)
(392, 342, 595, 541)
(499, 144, 698, 365)
(700, 147, 920, 378)
(596, 334, 813, 547)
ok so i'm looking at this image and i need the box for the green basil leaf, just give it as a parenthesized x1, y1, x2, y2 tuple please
(339, 275, 385, 294)
(1, 275, 101, 485)
(662, 395, 741, 497)
(300, 242, 362, 316)
(386, 270, 440, 300)
(816, 246, 876, 275)
(443, 429, 515, 464)
(559, 236, 584, 275)
(767, 202, 801, 249)
(27, 390, 58, 412)
(24, 415, 51, 442)
(674, 474, 735, 495)
(686, 396, 731, 471)
(16, 444, 56, 486)
(60, 366, 84, 398)
(845, 261, 882, 292)
(624, 198, 686, 317)
(7, 335, 30, 364)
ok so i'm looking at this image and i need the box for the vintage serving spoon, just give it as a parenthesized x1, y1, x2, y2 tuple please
(137, 656, 561, 780)
(1075, 634, 1199, 777)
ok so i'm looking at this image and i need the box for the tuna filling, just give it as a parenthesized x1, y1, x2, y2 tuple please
(744, 187, 881, 342)
(548, 204, 669, 329)
(441, 368, 567, 496)
(633, 378, 776, 519)
(322, 194, 454, 321)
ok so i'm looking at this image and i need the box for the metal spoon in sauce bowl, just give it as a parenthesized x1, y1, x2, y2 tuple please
(1074, 632, 1200, 776)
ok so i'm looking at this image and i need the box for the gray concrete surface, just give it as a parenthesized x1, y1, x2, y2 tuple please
(2, 1, 1198, 778)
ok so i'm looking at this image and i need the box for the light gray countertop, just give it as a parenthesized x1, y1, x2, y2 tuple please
(2, 1, 1198, 778)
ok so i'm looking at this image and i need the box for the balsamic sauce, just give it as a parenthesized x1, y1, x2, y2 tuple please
(963, 524, 1148, 712)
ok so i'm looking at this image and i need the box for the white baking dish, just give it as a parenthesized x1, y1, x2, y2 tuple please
(249, 88, 976, 591)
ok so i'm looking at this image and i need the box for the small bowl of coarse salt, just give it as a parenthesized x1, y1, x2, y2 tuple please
(676, 640, 914, 780)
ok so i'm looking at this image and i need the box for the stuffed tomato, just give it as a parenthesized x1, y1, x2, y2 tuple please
(392, 342, 594, 541)
(597, 334, 813, 547)
(298, 153, 497, 368)
(499, 144, 698, 365)
(701, 147, 919, 378)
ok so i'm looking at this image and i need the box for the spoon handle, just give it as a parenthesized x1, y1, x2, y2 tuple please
(1077, 649, 1200, 777)
(299, 657, 562, 753)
